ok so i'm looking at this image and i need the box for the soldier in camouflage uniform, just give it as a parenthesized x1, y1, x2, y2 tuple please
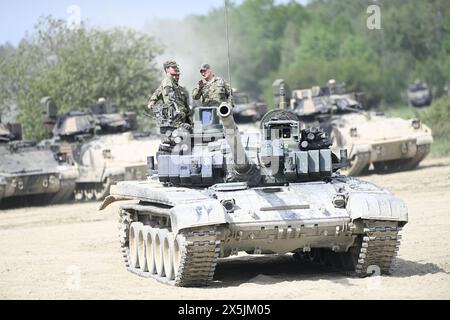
(192, 64, 231, 106)
(147, 60, 191, 127)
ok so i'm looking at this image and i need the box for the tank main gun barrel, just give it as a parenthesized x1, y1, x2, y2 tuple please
(218, 103, 251, 174)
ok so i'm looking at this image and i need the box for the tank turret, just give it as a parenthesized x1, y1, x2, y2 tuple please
(155, 101, 346, 188)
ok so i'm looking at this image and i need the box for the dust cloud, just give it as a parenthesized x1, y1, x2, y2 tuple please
(144, 15, 234, 100)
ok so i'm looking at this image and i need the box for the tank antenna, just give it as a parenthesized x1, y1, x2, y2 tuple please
(224, 0, 233, 102)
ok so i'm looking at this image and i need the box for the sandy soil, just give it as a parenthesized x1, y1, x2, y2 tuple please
(0, 157, 449, 300)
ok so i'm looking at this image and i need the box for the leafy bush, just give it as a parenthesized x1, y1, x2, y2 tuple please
(421, 97, 450, 156)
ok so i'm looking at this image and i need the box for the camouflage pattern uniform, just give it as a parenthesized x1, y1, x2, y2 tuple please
(192, 76, 231, 107)
(147, 62, 191, 126)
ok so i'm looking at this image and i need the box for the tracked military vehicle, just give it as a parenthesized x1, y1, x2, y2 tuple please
(0, 120, 78, 206)
(99, 90, 408, 287)
(289, 84, 433, 176)
(232, 90, 268, 123)
(41, 97, 160, 201)
(407, 80, 432, 107)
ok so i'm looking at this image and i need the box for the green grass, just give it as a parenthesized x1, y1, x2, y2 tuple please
(381, 97, 450, 157)
(381, 104, 426, 120)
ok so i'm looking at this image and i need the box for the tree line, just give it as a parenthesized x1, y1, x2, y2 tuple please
(0, 0, 449, 140)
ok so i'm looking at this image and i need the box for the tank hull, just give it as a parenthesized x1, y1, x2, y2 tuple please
(101, 175, 407, 286)
(327, 113, 433, 175)
(0, 145, 78, 205)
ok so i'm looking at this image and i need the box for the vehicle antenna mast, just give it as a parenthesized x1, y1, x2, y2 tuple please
(224, 0, 233, 102)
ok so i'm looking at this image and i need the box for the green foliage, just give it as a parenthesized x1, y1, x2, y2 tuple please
(0, 17, 162, 139)
(172, 0, 450, 108)
(2, 0, 450, 143)
(384, 98, 450, 157)
(170, 0, 308, 98)
(420, 97, 450, 156)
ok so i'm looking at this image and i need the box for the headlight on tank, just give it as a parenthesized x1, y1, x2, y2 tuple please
(42, 178, 49, 188)
(48, 175, 57, 185)
(221, 199, 236, 213)
(11, 178, 17, 189)
(332, 194, 346, 208)
(17, 179, 24, 190)
(411, 119, 421, 129)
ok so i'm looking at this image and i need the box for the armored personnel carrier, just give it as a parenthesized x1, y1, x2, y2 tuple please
(99, 93, 408, 287)
(0, 120, 78, 206)
(41, 97, 160, 201)
(289, 84, 433, 176)
(232, 90, 268, 123)
(407, 80, 432, 108)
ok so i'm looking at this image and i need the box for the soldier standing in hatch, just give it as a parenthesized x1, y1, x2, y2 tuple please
(147, 60, 191, 126)
(192, 64, 231, 106)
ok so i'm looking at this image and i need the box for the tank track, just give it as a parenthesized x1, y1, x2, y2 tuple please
(118, 208, 221, 287)
(343, 152, 370, 176)
(295, 222, 402, 277)
(403, 144, 430, 170)
(353, 224, 402, 275)
(73, 181, 110, 202)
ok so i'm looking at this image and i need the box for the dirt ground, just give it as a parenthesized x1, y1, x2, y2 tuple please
(0, 156, 449, 300)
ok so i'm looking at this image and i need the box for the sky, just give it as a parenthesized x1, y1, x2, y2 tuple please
(0, 0, 308, 46)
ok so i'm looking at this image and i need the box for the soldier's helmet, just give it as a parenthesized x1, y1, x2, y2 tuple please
(163, 60, 179, 71)
(200, 64, 211, 72)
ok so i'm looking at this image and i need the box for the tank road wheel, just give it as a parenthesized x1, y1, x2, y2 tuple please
(173, 234, 186, 277)
(74, 189, 84, 201)
(145, 228, 157, 274)
(94, 177, 112, 201)
(138, 226, 152, 272)
(163, 232, 176, 280)
(84, 189, 95, 201)
(129, 222, 143, 269)
(154, 229, 167, 277)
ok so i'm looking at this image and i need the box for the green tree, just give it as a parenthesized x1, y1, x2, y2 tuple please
(0, 17, 162, 139)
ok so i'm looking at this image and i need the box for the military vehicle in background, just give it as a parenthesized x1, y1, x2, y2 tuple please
(0, 119, 78, 206)
(406, 79, 432, 107)
(41, 97, 159, 201)
(286, 81, 433, 176)
(98, 87, 408, 287)
(232, 90, 268, 123)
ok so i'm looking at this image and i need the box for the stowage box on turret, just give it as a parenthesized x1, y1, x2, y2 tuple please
(99, 97, 408, 287)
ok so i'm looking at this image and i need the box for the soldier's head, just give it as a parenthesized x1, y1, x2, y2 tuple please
(163, 60, 180, 80)
(200, 63, 213, 81)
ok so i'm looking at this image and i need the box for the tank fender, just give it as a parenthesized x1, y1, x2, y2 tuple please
(347, 192, 408, 223)
(416, 134, 433, 146)
(103, 167, 125, 179)
(170, 200, 230, 234)
(352, 144, 371, 155)
(57, 166, 79, 180)
(98, 194, 131, 210)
